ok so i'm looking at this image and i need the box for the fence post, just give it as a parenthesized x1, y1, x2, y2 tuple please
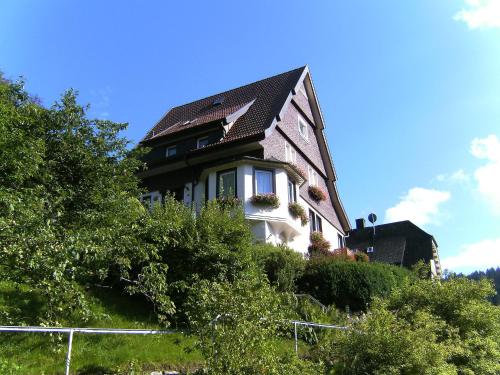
(294, 322, 298, 355)
(65, 329, 74, 375)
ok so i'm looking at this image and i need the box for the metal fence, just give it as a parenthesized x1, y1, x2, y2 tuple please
(0, 326, 177, 375)
(0, 319, 348, 373)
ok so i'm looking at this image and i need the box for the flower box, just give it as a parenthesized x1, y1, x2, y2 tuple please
(250, 193, 280, 209)
(308, 185, 327, 202)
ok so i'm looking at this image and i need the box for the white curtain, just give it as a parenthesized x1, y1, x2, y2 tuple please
(256, 170, 272, 194)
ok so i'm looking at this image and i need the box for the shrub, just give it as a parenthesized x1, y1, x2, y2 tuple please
(308, 185, 327, 202)
(253, 243, 306, 292)
(323, 277, 500, 374)
(186, 274, 322, 374)
(250, 193, 280, 208)
(298, 259, 412, 311)
(308, 232, 331, 257)
(354, 252, 369, 262)
(216, 195, 241, 209)
(288, 202, 308, 226)
(326, 305, 455, 374)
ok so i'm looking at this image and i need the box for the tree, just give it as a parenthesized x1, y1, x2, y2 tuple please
(0, 75, 173, 324)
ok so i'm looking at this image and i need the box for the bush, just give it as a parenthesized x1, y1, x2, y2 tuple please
(253, 243, 306, 292)
(323, 277, 500, 374)
(186, 274, 322, 374)
(288, 202, 308, 226)
(308, 185, 327, 202)
(354, 252, 369, 262)
(250, 193, 280, 208)
(298, 259, 412, 311)
(308, 232, 331, 257)
(325, 305, 455, 374)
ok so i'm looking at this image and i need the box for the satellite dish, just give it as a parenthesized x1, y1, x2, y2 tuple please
(368, 213, 377, 224)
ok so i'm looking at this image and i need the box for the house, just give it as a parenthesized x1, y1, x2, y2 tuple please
(138, 66, 350, 255)
(346, 218, 442, 277)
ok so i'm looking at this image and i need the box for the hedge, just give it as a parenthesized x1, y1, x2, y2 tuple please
(298, 258, 412, 311)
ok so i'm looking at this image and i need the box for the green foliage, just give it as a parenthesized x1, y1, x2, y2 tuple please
(467, 267, 500, 305)
(288, 202, 308, 226)
(327, 306, 456, 374)
(186, 274, 322, 374)
(298, 258, 412, 311)
(308, 231, 331, 257)
(322, 277, 500, 374)
(253, 243, 306, 292)
(250, 193, 280, 208)
(0, 75, 173, 325)
(354, 251, 369, 262)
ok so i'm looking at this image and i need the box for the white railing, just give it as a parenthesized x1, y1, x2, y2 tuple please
(0, 326, 177, 375)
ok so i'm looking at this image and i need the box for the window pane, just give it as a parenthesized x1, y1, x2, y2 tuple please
(219, 171, 236, 197)
(288, 179, 296, 203)
(167, 146, 176, 157)
(255, 170, 273, 194)
(317, 216, 322, 232)
(309, 209, 315, 233)
(198, 137, 209, 148)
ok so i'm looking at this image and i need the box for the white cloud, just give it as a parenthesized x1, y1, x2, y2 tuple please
(470, 135, 500, 214)
(441, 238, 500, 273)
(436, 169, 470, 184)
(454, 0, 500, 29)
(385, 188, 451, 227)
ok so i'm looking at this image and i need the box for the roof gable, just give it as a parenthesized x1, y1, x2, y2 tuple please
(141, 66, 307, 145)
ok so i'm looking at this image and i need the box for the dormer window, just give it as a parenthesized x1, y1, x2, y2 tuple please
(166, 145, 177, 158)
(197, 136, 209, 149)
(298, 115, 308, 140)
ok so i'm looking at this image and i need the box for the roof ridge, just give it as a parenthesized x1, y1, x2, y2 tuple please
(168, 65, 307, 111)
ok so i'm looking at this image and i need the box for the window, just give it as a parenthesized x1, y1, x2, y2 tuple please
(197, 136, 209, 149)
(298, 115, 308, 140)
(337, 233, 344, 249)
(166, 145, 177, 158)
(217, 169, 236, 197)
(254, 169, 274, 194)
(285, 142, 297, 163)
(140, 191, 162, 208)
(308, 165, 318, 186)
(288, 178, 296, 203)
(309, 209, 322, 233)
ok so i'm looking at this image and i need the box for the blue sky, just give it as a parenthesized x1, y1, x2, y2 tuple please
(1, 0, 499, 273)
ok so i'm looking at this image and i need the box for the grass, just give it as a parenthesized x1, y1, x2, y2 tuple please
(0, 282, 314, 374)
(0, 282, 203, 374)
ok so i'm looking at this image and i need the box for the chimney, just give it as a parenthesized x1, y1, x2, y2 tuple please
(355, 218, 365, 230)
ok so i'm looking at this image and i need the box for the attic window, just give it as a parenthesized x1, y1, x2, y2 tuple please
(212, 96, 224, 107)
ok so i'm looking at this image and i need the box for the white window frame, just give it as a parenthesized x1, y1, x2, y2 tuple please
(166, 145, 177, 158)
(308, 165, 318, 186)
(309, 209, 322, 233)
(298, 115, 308, 140)
(285, 142, 297, 163)
(287, 178, 296, 203)
(197, 136, 209, 149)
(254, 168, 274, 195)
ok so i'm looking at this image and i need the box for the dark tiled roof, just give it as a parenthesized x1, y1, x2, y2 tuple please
(141, 66, 306, 145)
(346, 220, 436, 267)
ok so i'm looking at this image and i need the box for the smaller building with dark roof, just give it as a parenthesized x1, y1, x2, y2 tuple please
(346, 219, 442, 277)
